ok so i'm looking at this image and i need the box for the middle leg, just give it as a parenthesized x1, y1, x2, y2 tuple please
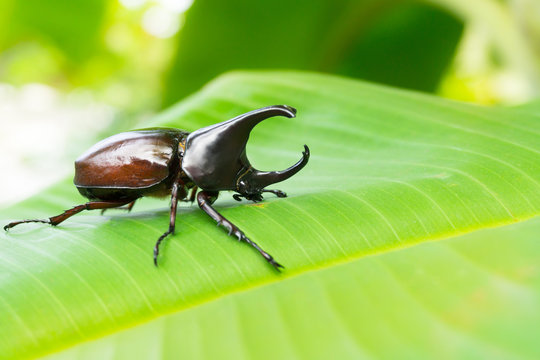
(153, 179, 182, 266)
(262, 189, 287, 198)
(233, 189, 287, 202)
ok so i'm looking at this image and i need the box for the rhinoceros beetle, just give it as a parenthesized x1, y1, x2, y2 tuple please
(4, 105, 310, 270)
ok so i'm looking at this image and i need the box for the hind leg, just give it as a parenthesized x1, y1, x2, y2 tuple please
(4, 200, 134, 230)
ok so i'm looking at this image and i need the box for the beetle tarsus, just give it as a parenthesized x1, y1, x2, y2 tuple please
(153, 178, 181, 267)
(4, 200, 135, 232)
(4, 219, 49, 231)
(233, 189, 287, 203)
(153, 225, 174, 268)
(262, 189, 287, 198)
(153, 230, 171, 267)
(153, 247, 159, 267)
(240, 231, 283, 271)
(268, 258, 285, 271)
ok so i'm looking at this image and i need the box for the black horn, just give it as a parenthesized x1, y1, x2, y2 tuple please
(182, 105, 300, 191)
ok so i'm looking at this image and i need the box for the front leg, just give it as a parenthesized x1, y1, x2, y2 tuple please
(262, 189, 287, 198)
(153, 179, 182, 266)
(197, 191, 283, 271)
(233, 189, 287, 202)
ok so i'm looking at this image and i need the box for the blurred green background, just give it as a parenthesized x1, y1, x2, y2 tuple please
(0, 0, 539, 205)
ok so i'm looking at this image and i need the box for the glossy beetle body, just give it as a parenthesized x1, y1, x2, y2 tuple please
(74, 129, 189, 201)
(5, 105, 310, 270)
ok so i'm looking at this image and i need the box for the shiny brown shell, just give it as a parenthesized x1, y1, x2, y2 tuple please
(74, 129, 186, 191)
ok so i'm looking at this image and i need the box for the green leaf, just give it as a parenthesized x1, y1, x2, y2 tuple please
(512, 99, 540, 117)
(1, 71, 539, 359)
(42, 216, 540, 360)
(163, 0, 463, 105)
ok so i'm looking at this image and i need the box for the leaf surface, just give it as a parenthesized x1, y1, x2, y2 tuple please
(44, 216, 540, 360)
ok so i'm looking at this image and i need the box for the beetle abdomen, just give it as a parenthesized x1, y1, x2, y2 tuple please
(74, 129, 186, 190)
(76, 187, 145, 201)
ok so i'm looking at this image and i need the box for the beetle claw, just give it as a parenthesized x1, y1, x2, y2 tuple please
(262, 189, 287, 198)
(270, 259, 285, 271)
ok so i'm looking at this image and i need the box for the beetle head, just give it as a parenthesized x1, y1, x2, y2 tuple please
(181, 105, 310, 197)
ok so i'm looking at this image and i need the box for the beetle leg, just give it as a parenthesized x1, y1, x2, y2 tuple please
(100, 200, 137, 215)
(187, 186, 198, 203)
(3, 200, 134, 230)
(153, 180, 181, 267)
(262, 189, 287, 198)
(125, 200, 137, 211)
(197, 191, 284, 271)
(232, 189, 286, 202)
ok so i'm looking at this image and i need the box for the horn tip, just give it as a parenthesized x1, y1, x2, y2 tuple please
(276, 105, 297, 118)
(303, 144, 310, 158)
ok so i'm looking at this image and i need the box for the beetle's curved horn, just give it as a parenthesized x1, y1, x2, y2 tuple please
(182, 105, 298, 191)
(251, 145, 310, 188)
(226, 105, 297, 135)
(191, 105, 296, 145)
